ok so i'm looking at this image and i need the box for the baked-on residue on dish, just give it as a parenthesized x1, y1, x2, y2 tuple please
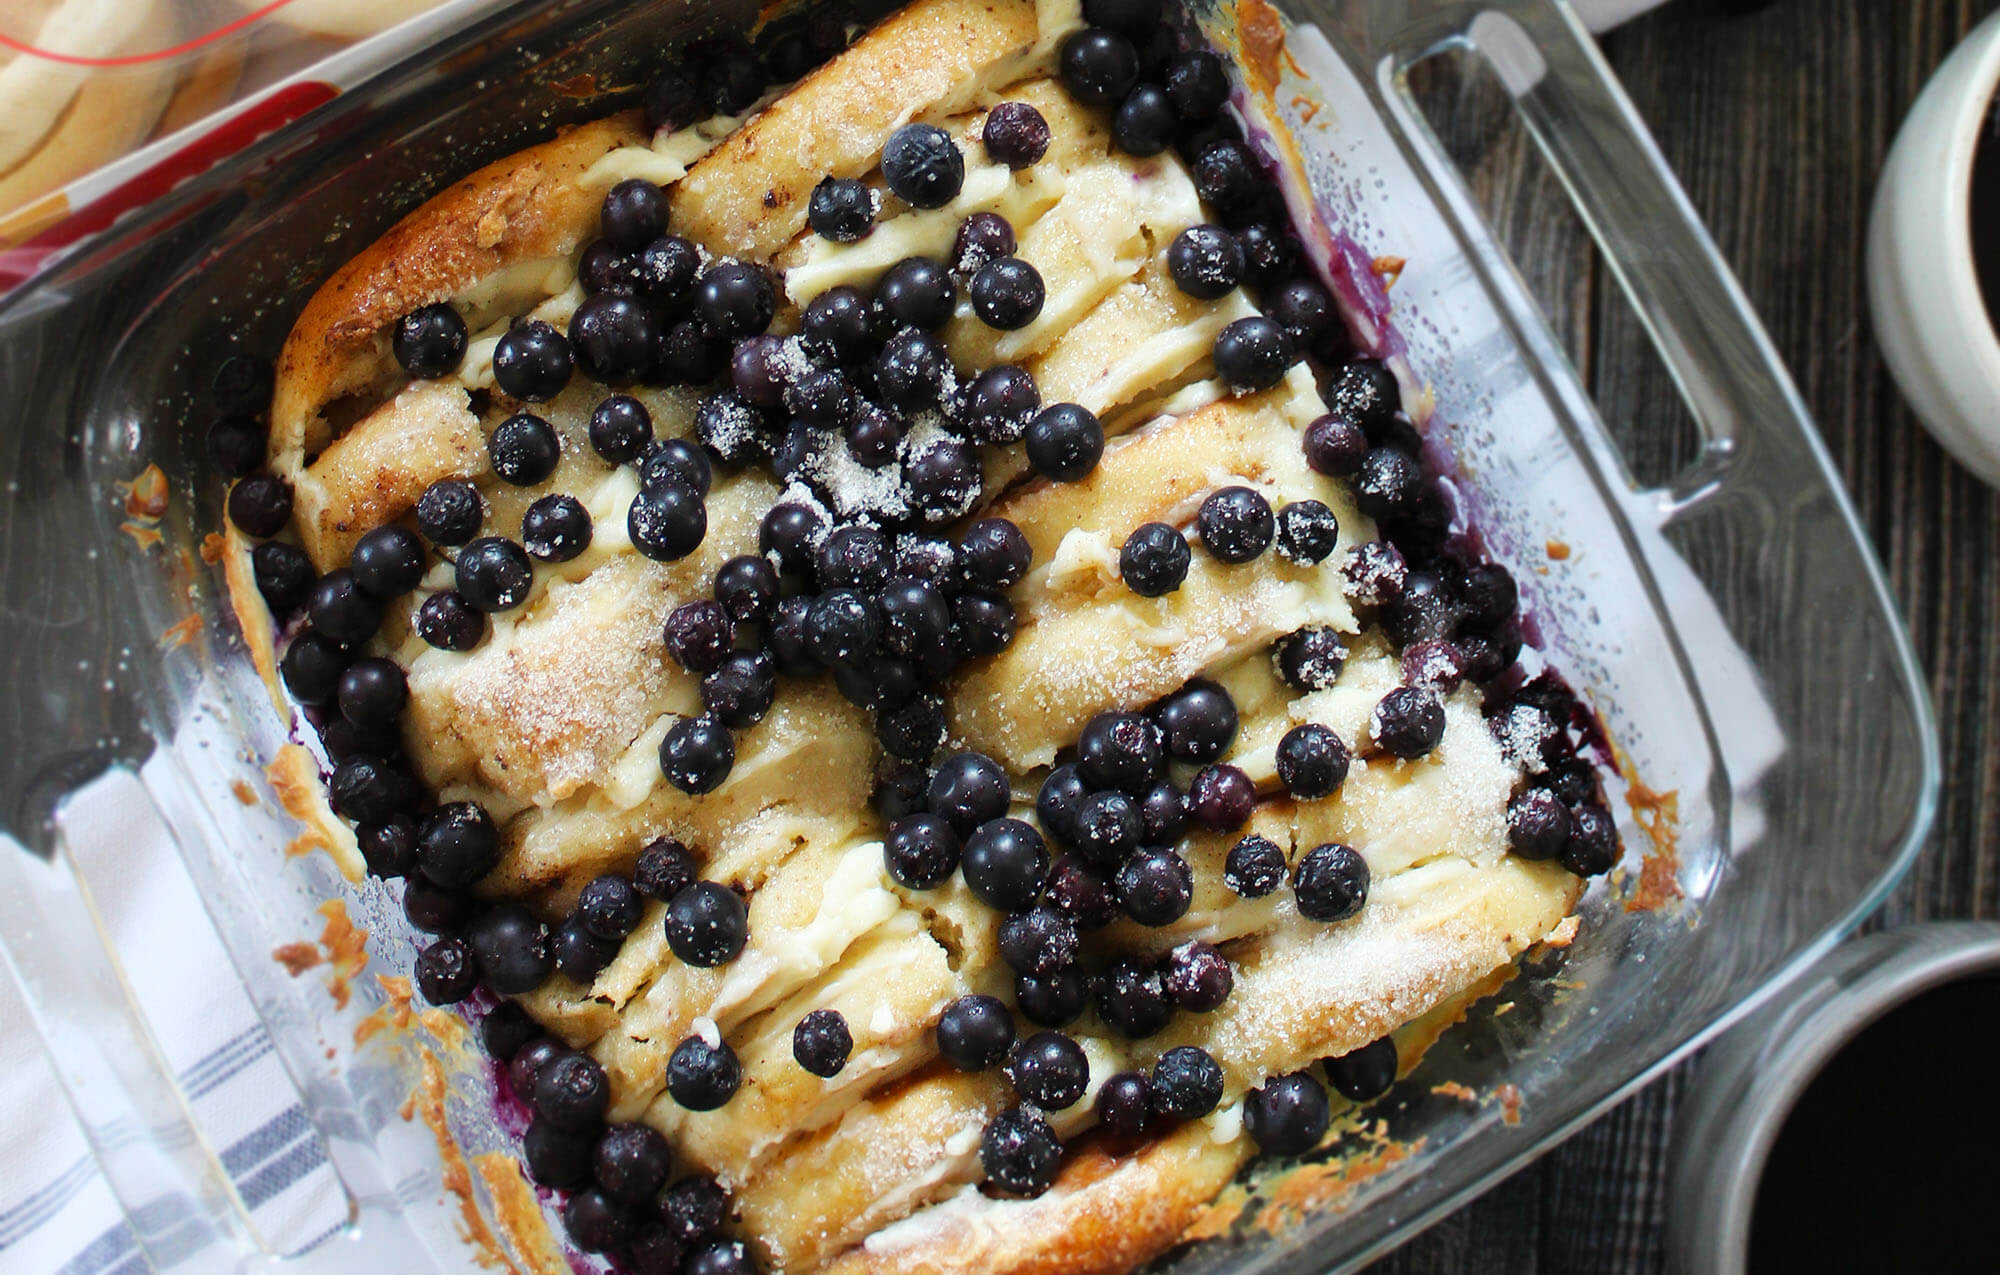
(209, 0, 1626, 1269)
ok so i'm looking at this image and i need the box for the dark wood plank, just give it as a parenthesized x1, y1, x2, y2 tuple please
(1375, 1, 2000, 1270)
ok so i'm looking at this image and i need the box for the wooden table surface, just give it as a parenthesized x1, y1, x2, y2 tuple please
(1370, 0, 2000, 1270)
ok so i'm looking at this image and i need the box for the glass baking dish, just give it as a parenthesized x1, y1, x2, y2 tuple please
(0, 0, 1938, 1271)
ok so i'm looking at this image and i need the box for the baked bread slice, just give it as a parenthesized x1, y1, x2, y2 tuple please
(217, 0, 1614, 1269)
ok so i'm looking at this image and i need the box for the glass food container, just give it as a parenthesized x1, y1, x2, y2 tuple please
(0, 0, 1938, 1270)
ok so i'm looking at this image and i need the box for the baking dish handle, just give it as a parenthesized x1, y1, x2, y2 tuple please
(1378, 0, 1812, 510)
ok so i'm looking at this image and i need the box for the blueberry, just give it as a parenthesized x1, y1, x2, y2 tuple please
(554, 917, 621, 982)
(757, 504, 822, 580)
(1058, 29, 1139, 107)
(479, 1002, 539, 1061)
(1293, 842, 1369, 922)
(1167, 225, 1243, 300)
(876, 694, 948, 761)
(1245, 1071, 1330, 1156)
(802, 588, 877, 668)
(1165, 940, 1233, 1012)
(881, 123, 964, 209)
(1187, 763, 1256, 832)
(1078, 711, 1164, 794)
(416, 591, 484, 650)
(358, 816, 419, 879)
(1071, 790, 1141, 869)
(1095, 1071, 1153, 1135)
(1006, 1031, 1090, 1109)
(664, 880, 748, 966)
(981, 1106, 1061, 1197)
(927, 752, 1011, 834)
(962, 818, 1050, 912)
(657, 319, 729, 385)
(683, 1241, 758, 1275)
(801, 286, 875, 365)
(666, 1034, 741, 1110)
(906, 436, 983, 524)
(416, 478, 483, 546)
(413, 937, 477, 1004)
(1275, 626, 1347, 692)
(1165, 50, 1230, 119)
(386, 305, 467, 381)
(515, 494, 590, 563)
(970, 257, 1045, 330)
(1324, 1036, 1398, 1101)
(1197, 484, 1275, 562)
(874, 329, 949, 411)
(1115, 847, 1193, 926)
(1192, 139, 1263, 218)
(1270, 277, 1338, 354)
(328, 756, 415, 824)
(1092, 957, 1172, 1037)
(766, 596, 817, 676)
(877, 255, 959, 331)
(808, 176, 875, 242)
(210, 353, 274, 415)
(488, 413, 561, 488)
(953, 521, 1030, 594)
(512, 1039, 570, 1104)
(227, 472, 293, 538)
(637, 235, 702, 300)
(455, 536, 534, 612)
(465, 903, 552, 995)
(643, 64, 702, 129)
(1157, 680, 1238, 762)
(952, 212, 1017, 276)
(635, 441, 710, 500)
(252, 541, 315, 615)
(336, 657, 406, 727)
(1458, 562, 1520, 631)
(957, 365, 1040, 444)
(1276, 723, 1349, 800)
(1116, 522, 1190, 597)
(998, 907, 1078, 977)
(658, 1175, 730, 1245)
(622, 845, 692, 910)
(308, 568, 384, 645)
(1151, 1045, 1224, 1121)
(1213, 316, 1296, 394)
(1303, 413, 1369, 476)
(628, 482, 707, 561)
(814, 524, 889, 592)
(1561, 804, 1620, 876)
(880, 812, 957, 889)
(696, 262, 777, 340)
(574, 874, 643, 942)
(702, 650, 777, 728)
(950, 592, 1016, 659)
(1016, 966, 1089, 1027)
(1112, 83, 1177, 156)
(602, 178, 669, 251)
(1371, 686, 1445, 759)
(348, 525, 424, 598)
(727, 336, 787, 409)
(206, 414, 266, 477)
(1082, 0, 1160, 38)
(660, 716, 736, 795)
(1353, 447, 1424, 523)
(563, 1189, 635, 1254)
(569, 293, 659, 385)
(1025, 403, 1103, 482)
(521, 1116, 594, 1190)
(1140, 781, 1188, 844)
(626, 1227, 686, 1275)
(982, 101, 1051, 170)
(893, 534, 959, 586)
(938, 994, 1016, 1070)
(1275, 499, 1339, 565)
(1035, 764, 1090, 845)
(846, 405, 902, 467)
(878, 578, 951, 659)
(404, 877, 473, 935)
(579, 239, 641, 294)
(1327, 358, 1402, 434)
(493, 320, 573, 401)
(787, 365, 856, 429)
(1044, 855, 1118, 930)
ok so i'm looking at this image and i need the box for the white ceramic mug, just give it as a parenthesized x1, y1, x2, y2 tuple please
(1869, 10, 2000, 487)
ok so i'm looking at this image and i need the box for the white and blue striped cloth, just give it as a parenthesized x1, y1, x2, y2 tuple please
(0, 772, 347, 1275)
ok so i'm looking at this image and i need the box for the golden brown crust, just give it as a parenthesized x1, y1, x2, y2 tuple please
(271, 113, 646, 458)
